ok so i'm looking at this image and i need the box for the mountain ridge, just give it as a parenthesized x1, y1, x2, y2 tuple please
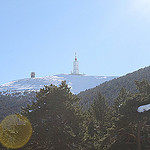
(0, 74, 117, 95)
(78, 66, 150, 105)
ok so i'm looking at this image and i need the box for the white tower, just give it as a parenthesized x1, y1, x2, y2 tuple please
(73, 53, 79, 74)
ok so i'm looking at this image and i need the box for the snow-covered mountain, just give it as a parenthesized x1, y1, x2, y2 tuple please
(0, 74, 118, 95)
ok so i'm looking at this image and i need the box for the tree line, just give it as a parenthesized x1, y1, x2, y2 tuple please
(1, 79, 150, 149)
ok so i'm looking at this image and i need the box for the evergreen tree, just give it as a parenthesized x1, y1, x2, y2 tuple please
(91, 93, 110, 134)
(105, 80, 150, 150)
(86, 93, 112, 150)
(21, 81, 85, 150)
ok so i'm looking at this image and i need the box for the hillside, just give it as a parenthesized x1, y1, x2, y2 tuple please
(0, 92, 35, 121)
(0, 74, 116, 121)
(78, 66, 150, 105)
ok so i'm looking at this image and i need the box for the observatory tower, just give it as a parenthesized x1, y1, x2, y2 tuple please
(72, 53, 79, 75)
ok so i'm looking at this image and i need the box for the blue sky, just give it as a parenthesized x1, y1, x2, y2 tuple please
(0, 0, 150, 85)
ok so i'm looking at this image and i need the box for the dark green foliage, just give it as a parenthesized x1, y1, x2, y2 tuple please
(83, 93, 113, 150)
(92, 94, 108, 122)
(90, 93, 111, 133)
(20, 79, 150, 149)
(135, 79, 150, 95)
(21, 81, 86, 150)
(0, 92, 35, 122)
(78, 65, 150, 105)
(2, 67, 150, 149)
(104, 79, 150, 150)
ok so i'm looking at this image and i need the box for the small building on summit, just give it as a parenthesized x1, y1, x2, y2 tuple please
(31, 72, 35, 78)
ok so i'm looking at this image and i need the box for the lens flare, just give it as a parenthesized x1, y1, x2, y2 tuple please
(0, 114, 32, 149)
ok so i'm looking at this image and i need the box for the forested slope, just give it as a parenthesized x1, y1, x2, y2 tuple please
(78, 66, 150, 105)
(0, 92, 36, 122)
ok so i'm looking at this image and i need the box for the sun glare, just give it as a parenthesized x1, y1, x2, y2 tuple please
(0, 114, 32, 149)
(132, 0, 150, 15)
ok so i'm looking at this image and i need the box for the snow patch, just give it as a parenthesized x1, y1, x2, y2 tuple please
(0, 74, 117, 95)
(137, 104, 150, 113)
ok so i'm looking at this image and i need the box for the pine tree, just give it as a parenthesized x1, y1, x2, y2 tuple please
(85, 93, 112, 149)
(106, 79, 150, 150)
(21, 81, 85, 150)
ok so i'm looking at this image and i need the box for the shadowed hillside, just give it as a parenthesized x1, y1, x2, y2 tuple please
(0, 91, 36, 122)
(78, 66, 150, 105)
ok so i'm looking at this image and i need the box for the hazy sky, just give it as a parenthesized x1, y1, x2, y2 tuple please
(0, 0, 150, 85)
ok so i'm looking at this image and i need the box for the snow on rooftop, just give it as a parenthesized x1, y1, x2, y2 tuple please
(137, 104, 150, 113)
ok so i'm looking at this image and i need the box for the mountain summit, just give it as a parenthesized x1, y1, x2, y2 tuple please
(0, 54, 117, 95)
(0, 74, 117, 95)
